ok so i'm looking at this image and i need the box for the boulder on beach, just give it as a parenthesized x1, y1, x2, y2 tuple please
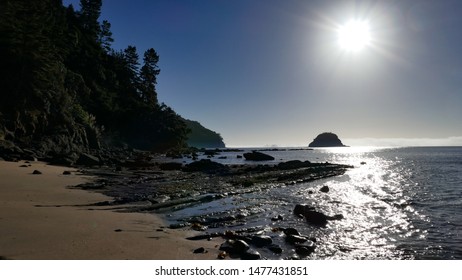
(243, 151, 275, 161)
(308, 132, 347, 147)
(182, 159, 228, 173)
(293, 204, 343, 227)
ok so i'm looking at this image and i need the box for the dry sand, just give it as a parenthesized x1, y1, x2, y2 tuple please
(0, 160, 221, 260)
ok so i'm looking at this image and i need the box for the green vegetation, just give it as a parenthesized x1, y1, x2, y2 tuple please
(0, 0, 217, 154)
(184, 119, 225, 148)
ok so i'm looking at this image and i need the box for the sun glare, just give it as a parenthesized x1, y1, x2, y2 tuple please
(337, 20, 371, 52)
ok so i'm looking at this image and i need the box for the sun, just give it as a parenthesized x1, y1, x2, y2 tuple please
(337, 20, 371, 52)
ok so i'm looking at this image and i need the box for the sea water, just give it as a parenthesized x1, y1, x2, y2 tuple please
(167, 146, 462, 259)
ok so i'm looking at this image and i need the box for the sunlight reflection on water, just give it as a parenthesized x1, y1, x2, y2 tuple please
(165, 147, 462, 259)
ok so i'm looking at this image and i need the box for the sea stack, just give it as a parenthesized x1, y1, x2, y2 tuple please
(308, 132, 347, 147)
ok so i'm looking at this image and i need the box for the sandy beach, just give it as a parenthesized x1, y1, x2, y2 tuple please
(0, 160, 221, 260)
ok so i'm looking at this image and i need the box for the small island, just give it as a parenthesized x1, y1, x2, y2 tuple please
(308, 132, 347, 147)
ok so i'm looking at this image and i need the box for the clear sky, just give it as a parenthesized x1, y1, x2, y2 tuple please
(63, 0, 462, 147)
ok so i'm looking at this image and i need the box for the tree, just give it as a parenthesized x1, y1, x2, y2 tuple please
(99, 20, 114, 52)
(79, 0, 102, 38)
(139, 48, 160, 106)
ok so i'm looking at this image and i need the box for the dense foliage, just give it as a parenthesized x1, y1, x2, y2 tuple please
(0, 0, 190, 154)
(184, 119, 225, 148)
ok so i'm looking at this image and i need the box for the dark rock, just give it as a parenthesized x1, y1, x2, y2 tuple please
(114, 229, 122, 232)
(271, 214, 284, 221)
(293, 204, 315, 217)
(62, 171, 72, 175)
(243, 151, 275, 161)
(277, 160, 312, 170)
(308, 132, 347, 147)
(159, 162, 183, 171)
(304, 210, 329, 226)
(19, 165, 29, 167)
(251, 235, 273, 247)
(330, 214, 344, 220)
(286, 234, 308, 244)
(193, 247, 207, 254)
(217, 251, 227, 259)
(294, 205, 335, 226)
(203, 150, 219, 156)
(237, 155, 243, 158)
(186, 234, 211, 241)
(283, 228, 300, 236)
(115, 166, 123, 172)
(360, 161, 366, 165)
(32, 170, 42, 175)
(295, 241, 316, 256)
(268, 244, 283, 254)
(241, 249, 261, 260)
(169, 223, 190, 229)
(182, 159, 228, 173)
(320, 185, 329, 193)
(76, 153, 100, 166)
(219, 240, 250, 254)
(290, 254, 300, 260)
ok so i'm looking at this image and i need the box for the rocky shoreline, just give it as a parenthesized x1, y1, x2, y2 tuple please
(1, 142, 353, 259)
(68, 149, 353, 260)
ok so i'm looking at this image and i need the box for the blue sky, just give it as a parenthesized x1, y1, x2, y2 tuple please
(63, 0, 462, 147)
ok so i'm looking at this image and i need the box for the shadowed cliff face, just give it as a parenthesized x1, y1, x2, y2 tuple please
(308, 132, 347, 147)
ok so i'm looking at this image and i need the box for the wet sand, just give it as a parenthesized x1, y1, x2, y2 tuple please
(0, 160, 220, 260)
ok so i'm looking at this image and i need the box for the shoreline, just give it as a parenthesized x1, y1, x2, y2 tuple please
(0, 160, 221, 260)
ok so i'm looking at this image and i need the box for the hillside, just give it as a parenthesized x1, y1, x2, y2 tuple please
(0, 0, 223, 160)
(184, 119, 225, 148)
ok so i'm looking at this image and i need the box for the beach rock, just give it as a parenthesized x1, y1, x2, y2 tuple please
(320, 185, 329, 193)
(304, 210, 329, 226)
(289, 254, 300, 260)
(217, 251, 227, 259)
(159, 162, 183, 171)
(219, 239, 250, 254)
(283, 228, 300, 236)
(277, 160, 312, 170)
(243, 151, 275, 161)
(308, 132, 347, 147)
(76, 153, 100, 166)
(193, 247, 206, 254)
(330, 214, 344, 220)
(295, 241, 316, 256)
(268, 244, 283, 254)
(286, 234, 308, 244)
(294, 204, 315, 217)
(241, 249, 261, 260)
(62, 171, 72, 175)
(293, 205, 333, 226)
(251, 235, 273, 247)
(182, 159, 228, 173)
(32, 170, 42, 175)
(271, 214, 284, 221)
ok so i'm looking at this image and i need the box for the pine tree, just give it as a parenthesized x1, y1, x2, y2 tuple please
(79, 0, 102, 39)
(99, 20, 113, 52)
(139, 48, 160, 106)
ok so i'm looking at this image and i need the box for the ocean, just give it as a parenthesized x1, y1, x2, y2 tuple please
(166, 146, 462, 259)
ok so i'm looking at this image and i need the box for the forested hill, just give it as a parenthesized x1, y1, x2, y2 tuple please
(184, 119, 226, 148)
(0, 0, 221, 158)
